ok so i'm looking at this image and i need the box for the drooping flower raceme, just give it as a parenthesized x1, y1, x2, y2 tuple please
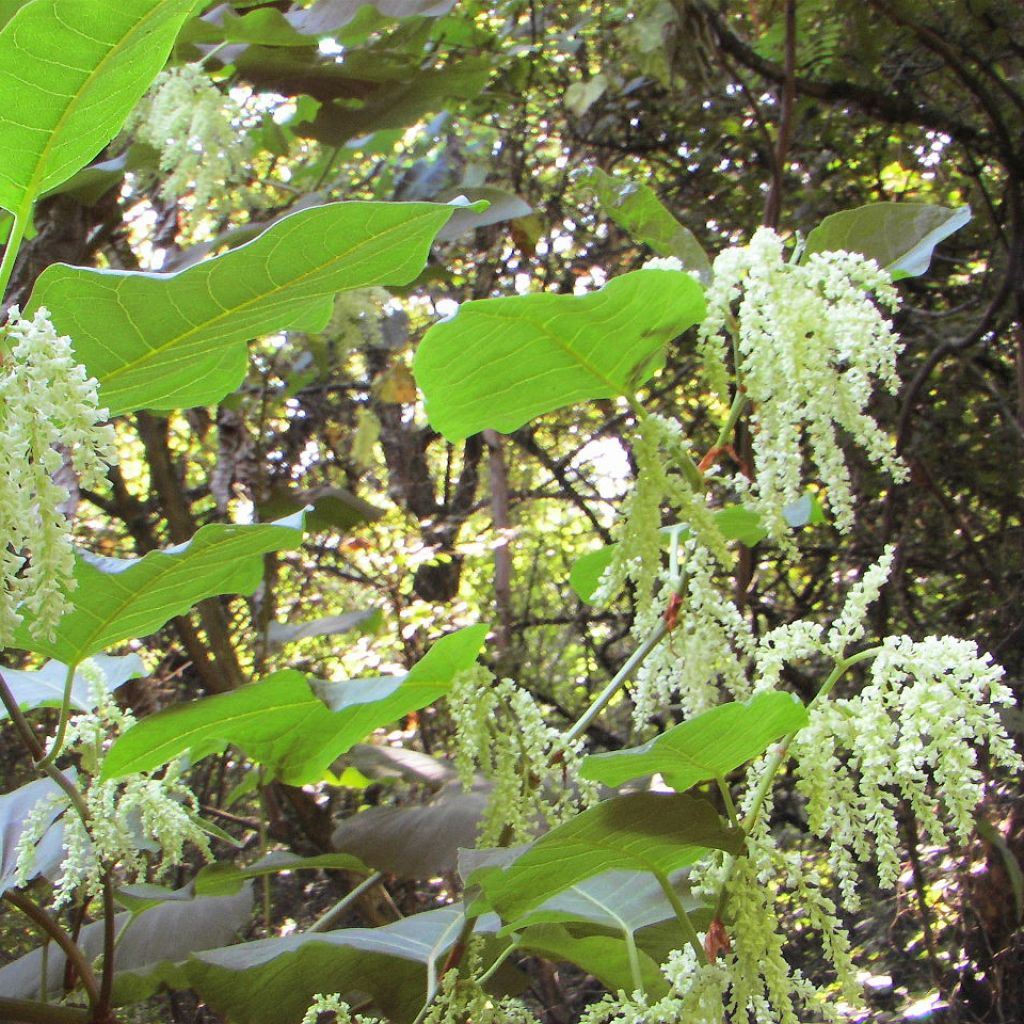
(699, 228, 907, 536)
(793, 634, 1022, 907)
(14, 669, 213, 909)
(0, 307, 117, 643)
(447, 665, 596, 845)
(126, 63, 252, 225)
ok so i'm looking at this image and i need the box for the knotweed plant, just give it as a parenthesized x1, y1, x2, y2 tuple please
(411, 213, 1020, 1024)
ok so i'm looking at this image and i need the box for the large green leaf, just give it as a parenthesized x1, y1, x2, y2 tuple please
(0, 883, 253, 1002)
(584, 168, 712, 283)
(0, 0, 194, 215)
(581, 692, 808, 792)
(193, 852, 370, 897)
(156, 905, 504, 1024)
(12, 513, 305, 663)
(469, 793, 741, 923)
(29, 201, 476, 415)
(101, 625, 487, 783)
(415, 270, 706, 442)
(803, 202, 971, 279)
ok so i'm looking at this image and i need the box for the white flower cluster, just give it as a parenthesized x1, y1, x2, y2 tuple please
(126, 63, 252, 227)
(632, 540, 754, 726)
(300, 994, 383, 1024)
(699, 228, 907, 536)
(447, 665, 596, 845)
(15, 681, 212, 909)
(793, 635, 1022, 907)
(0, 307, 117, 643)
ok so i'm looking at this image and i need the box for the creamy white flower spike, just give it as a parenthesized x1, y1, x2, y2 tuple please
(641, 255, 685, 272)
(793, 635, 1022, 907)
(447, 665, 596, 845)
(14, 686, 213, 909)
(699, 228, 906, 536)
(126, 63, 252, 227)
(0, 307, 117, 643)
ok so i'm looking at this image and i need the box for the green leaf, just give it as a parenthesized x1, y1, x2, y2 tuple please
(499, 868, 705, 935)
(0, 883, 253, 1003)
(515, 923, 667, 997)
(101, 625, 487, 783)
(12, 512, 305, 663)
(0, 654, 142, 719)
(803, 202, 972, 279)
(581, 692, 808, 792)
(583, 168, 712, 283)
(29, 201, 474, 416)
(0, 776, 69, 895)
(265, 608, 381, 648)
(193, 852, 370, 898)
(469, 793, 741, 922)
(415, 270, 706, 442)
(331, 780, 490, 878)
(569, 545, 617, 603)
(173, 905, 501, 1024)
(0, 0, 195, 215)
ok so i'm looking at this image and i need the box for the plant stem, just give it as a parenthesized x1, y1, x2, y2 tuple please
(97, 877, 116, 1016)
(623, 928, 645, 994)
(654, 871, 707, 966)
(35, 663, 77, 769)
(3, 892, 100, 1007)
(307, 872, 383, 933)
(713, 389, 749, 451)
(474, 944, 515, 989)
(716, 776, 740, 830)
(564, 620, 668, 745)
(0, 211, 27, 302)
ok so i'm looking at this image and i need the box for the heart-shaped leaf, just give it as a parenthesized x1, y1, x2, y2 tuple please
(468, 793, 741, 923)
(29, 201, 477, 415)
(12, 513, 305, 663)
(166, 905, 503, 1024)
(581, 692, 808, 792)
(415, 270, 706, 442)
(0, 0, 194, 215)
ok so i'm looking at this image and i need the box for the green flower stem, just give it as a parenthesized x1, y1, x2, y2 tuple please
(2, 891, 100, 1008)
(655, 871, 707, 966)
(307, 871, 383, 933)
(34, 663, 77, 770)
(564, 620, 669, 745)
(0, 997, 90, 1024)
(474, 942, 516, 989)
(713, 389, 749, 452)
(712, 645, 882, 921)
(716, 775, 741, 830)
(0, 212, 27, 303)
